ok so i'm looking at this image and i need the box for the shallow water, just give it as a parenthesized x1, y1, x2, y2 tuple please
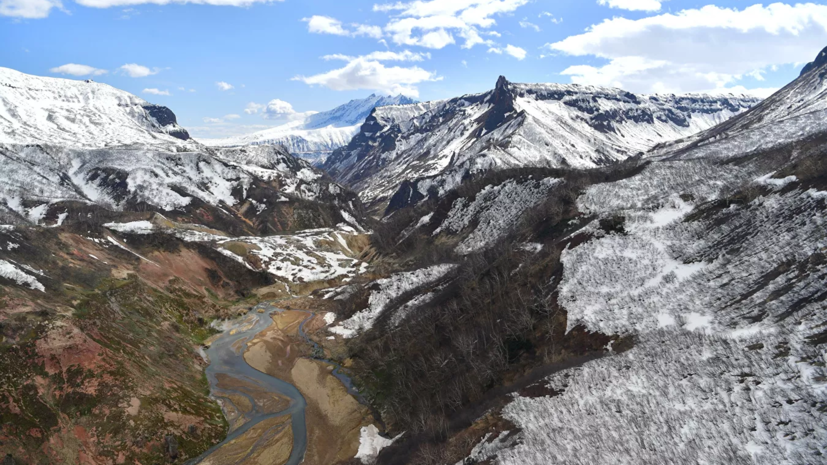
(188, 305, 308, 465)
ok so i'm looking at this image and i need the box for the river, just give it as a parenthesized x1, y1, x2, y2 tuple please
(187, 304, 309, 465)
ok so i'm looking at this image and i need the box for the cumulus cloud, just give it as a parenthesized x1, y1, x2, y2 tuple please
(597, 0, 661, 12)
(203, 117, 222, 123)
(224, 114, 241, 120)
(1, 0, 283, 18)
(0, 0, 63, 18)
(293, 51, 441, 97)
(49, 63, 108, 76)
(216, 81, 234, 91)
(488, 44, 527, 60)
(304, 15, 383, 39)
(375, 0, 530, 49)
(262, 99, 297, 119)
(119, 63, 159, 78)
(143, 88, 171, 96)
(548, 3, 827, 95)
(244, 102, 265, 114)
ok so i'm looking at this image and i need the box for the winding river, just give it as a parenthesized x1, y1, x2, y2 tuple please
(187, 305, 309, 465)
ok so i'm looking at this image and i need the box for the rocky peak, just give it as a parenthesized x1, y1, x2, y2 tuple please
(485, 76, 516, 131)
(800, 45, 827, 77)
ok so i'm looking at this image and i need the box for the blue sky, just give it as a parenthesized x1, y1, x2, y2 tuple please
(2, 0, 826, 138)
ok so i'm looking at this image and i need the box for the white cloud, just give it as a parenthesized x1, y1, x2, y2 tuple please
(519, 19, 540, 32)
(0, 0, 62, 18)
(143, 88, 171, 96)
(119, 63, 159, 78)
(597, 0, 661, 12)
(488, 44, 527, 60)
(242, 99, 312, 121)
(303, 15, 383, 39)
(549, 3, 827, 95)
(2, 0, 284, 18)
(244, 102, 265, 114)
(293, 52, 441, 97)
(262, 99, 297, 119)
(203, 117, 222, 123)
(224, 114, 241, 120)
(322, 50, 430, 62)
(539, 11, 562, 24)
(376, 0, 530, 50)
(49, 63, 108, 76)
(216, 81, 234, 91)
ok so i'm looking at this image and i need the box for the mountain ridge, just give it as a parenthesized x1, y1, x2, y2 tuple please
(322, 76, 761, 208)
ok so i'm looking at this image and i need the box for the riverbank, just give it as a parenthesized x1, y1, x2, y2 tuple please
(243, 308, 373, 465)
(193, 302, 376, 465)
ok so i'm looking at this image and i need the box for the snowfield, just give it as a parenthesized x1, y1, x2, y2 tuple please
(0, 259, 45, 292)
(172, 227, 366, 283)
(0, 66, 189, 148)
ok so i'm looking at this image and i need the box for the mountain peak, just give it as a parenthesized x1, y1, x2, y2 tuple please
(800, 45, 827, 77)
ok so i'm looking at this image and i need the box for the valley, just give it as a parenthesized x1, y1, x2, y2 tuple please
(1, 43, 827, 465)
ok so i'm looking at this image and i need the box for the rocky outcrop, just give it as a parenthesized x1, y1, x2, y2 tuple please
(142, 104, 190, 141)
(800, 45, 827, 76)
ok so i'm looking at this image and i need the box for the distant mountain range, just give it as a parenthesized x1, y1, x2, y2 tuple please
(199, 94, 417, 165)
(322, 76, 761, 208)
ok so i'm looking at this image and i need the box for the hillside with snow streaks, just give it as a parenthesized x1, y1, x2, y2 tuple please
(0, 143, 353, 226)
(0, 66, 190, 147)
(453, 54, 827, 465)
(488, 166, 827, 464)
(324, 76, 758, 205)
(434, 177, 562, 254)
(330, 264, 457, 338)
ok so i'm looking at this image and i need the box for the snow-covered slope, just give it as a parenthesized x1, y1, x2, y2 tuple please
(199, 94, 416, 164)
(447, 47, 827, 465)
(323, 76, 759, 205)
(0, 66, 190, 147)
(0, 68, 362, 233)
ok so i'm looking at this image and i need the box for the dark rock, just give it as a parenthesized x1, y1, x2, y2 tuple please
(188, 424, 197, 435)
(3, 454, 14, 465)
(385, 179, 428, 214)
(800, 45, 827, 77)
(164, 434, 179, 461)
(484, 76, 516, 132)
(142, 104, 191, 141)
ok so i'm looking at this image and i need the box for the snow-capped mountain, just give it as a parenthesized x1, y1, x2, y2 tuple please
(0, 68, 362, 233)
(0, 66, 190, 147)
(323, 76, 760, 206)
(303, 94, 417, 129)
(199, 94, 416, 165)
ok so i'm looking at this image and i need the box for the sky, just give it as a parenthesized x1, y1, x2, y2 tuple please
(2, 0, 827, 139)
